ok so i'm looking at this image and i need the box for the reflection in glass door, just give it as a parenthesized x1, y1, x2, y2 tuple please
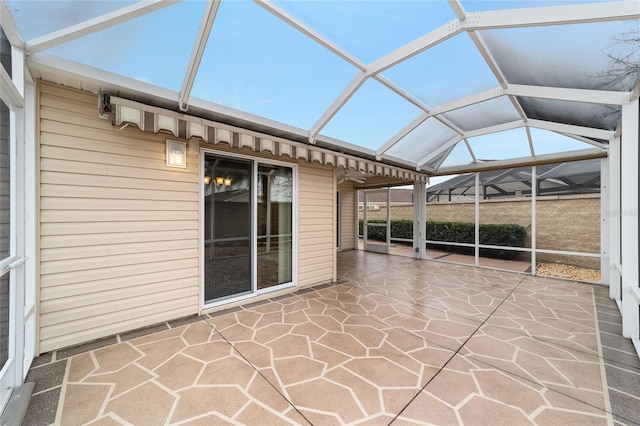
(257, 165, 292, 289)
(203, 155, 252, 302)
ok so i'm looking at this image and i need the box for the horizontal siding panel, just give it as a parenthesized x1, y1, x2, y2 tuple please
(40, 184, 198, 202)
(39, 306, 197, 353)
(41, 120, 169, 150)
(41, 238, 198, 261)
(41, 248, 199, 275)
(41, 197, 197, 211)
(41, 258, 199, 288)
(41, 145, 108, 164)
(299, 271, 332, 287)
(41, 277, 197, 314)
(41, 295, 197, 337)
(41, 229, 199, 248)
(41, 221, 198, 236)
(41, 158, 196, 182)
(41, 285, 198, 326)
(42, 132, 166, 159)
(41, 267, 199, 299)
(298, 252, 333, 262)
(41, 158, 107, 176)
(41, 171, 197, 193)
(41, 210, 198, 223)
(40, 105, 114, 131)
(41, 83, 97, 106)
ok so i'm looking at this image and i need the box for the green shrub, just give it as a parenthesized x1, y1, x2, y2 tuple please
(359, 219, 526, 260)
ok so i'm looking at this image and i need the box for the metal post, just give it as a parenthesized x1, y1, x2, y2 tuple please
(413, 182, 427, 260)
(475, 172, 480, 267)
(531, 165, 537, 276)
(600, 157, 610, 285)
(620, 99, 639, 340)
(609, 136, 621, 301)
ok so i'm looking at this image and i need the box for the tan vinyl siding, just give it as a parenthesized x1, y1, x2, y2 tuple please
(297, 163, 335, 287)
(338, 181, 356, 251)
(38, 83, 199, 352)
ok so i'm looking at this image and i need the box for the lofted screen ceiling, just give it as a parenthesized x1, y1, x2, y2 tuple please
(5, 0, 640, 176)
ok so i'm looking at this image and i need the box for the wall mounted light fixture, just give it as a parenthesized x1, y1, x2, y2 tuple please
(166, 140, 187, 168)
(203, 175, 211, 185)
(215, 176, 225, 185)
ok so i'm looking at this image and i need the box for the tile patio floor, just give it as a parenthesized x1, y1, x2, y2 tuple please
(23, 251, 640, 425)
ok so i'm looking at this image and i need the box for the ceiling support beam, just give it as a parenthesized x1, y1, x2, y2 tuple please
(464, 120, 524, 138)
(464, 138, 477, 164)
(0, 65, 23, 108)
(308, 72, 366, 143)
(528, 119, 614, 140)
(179, 0, 220, 112)
(417, 135, 462, 168)
(25, 0, 178, 54)
(432, 148, 607, 176)
(1, 0, 23, 47)
(253, 0, 364, 70)
(367, 20, 462, 76)
(376, 113, 429, 159)
(467, 1, 640, 30)
(559, 132, 608, 149)
(507, 84, 631, 106)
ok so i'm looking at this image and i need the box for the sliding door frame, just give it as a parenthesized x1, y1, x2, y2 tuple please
(199, 148, 297, 310)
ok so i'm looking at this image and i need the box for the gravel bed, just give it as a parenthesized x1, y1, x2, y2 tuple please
(537, 262, 601, 283)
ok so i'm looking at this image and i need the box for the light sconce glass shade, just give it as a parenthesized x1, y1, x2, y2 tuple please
(203, 175, 211, 185)
(166, 140, 187, 168)
(215, 176, 225, 185)
(224, 178, 232, 187)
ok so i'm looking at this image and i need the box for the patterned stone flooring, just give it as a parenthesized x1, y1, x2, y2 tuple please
(24, 251, 638, 425)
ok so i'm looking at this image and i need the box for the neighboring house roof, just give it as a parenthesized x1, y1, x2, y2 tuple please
(426, 159, 600, 201)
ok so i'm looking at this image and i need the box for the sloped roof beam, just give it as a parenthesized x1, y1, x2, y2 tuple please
(25, 0, 178, 54)
(464, 138, 478, 164)
(433, 148, 607, 176)
(559, 132, 608, 149)
(376, 113, 429, 159)
(467, 1, 640, 30)
(257, 0, 453, 146)
(1, 0, 23, 47)
(466, 31, 530, 126)
(526, 126, 535, 156)
(507, 85, 631, 105)
(464, 120, 524, 139)
(528, 119, 614, 141)
(433, 144, 458, 171)
(179, 0, 220, 111)
(367, 20, 463, 76)
(0, 66, 23, 108)
(254, 0, 364, 70)
(416, 135, 463, 168)
(309, 72, 367, 143)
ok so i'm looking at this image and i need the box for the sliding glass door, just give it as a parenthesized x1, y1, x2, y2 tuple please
(203, 156, 253, 302)
(203, 152, 294, 305)
(257, 165, 292, 289)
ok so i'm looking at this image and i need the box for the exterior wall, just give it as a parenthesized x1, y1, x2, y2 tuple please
(297, 163, 335, 287)
(338, 181, 356, 251)
(365, 195, 601, 268)
(38, 82, 339, 351)
(38, 82, 200, 352)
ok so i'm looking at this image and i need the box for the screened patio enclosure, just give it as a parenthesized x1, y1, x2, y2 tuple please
(1, 0, 639, 416)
